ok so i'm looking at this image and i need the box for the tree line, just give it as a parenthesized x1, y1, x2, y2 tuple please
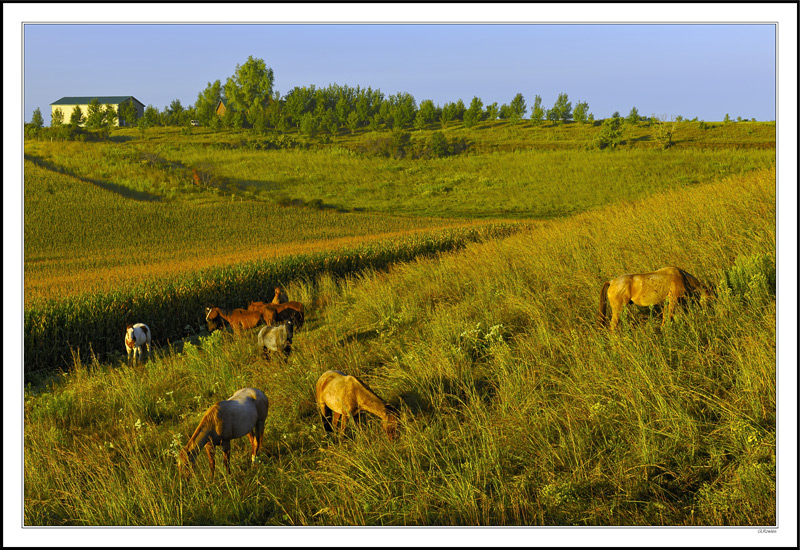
(28, 55, 748, 139)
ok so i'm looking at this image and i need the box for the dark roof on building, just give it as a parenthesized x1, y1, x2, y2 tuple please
(50, 96, 144, 107)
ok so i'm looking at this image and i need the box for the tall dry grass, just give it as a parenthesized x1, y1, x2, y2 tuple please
(24, 166, 775, 526)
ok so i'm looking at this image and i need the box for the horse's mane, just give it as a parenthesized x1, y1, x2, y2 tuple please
(677, 268, 704, 296)
(350, 374, 395, 413)
(186, 403, 220, 451)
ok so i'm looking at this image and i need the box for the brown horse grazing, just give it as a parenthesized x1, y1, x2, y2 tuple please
(179, 387, 269, 479)
(205, 306, 271, 334)
(598, 266, 710, 331)
(272, 286, 288, 305)
(248, 301, 305, 329)
(315, 370, 398, 440)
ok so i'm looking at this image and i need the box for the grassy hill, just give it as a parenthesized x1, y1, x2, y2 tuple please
(24, 120, 774, 306)
(23, 165, 776, 526)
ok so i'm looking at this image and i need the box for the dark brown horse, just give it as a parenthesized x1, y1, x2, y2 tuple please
(205, 306, 272, 334)
(271, 286, 288, 304)
(247, 301, 305, 329)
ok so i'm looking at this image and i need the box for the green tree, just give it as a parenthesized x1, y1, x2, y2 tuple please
(389, 92, 417, 129)
(31, 107, 44, 128)
(415, 99, 437, 130)
(118, 99, 138, 127)
(299, 112, 318, 137)
(463, 96, 484, 128)
(335, 95, 351, 127)
(368, 113, 382, 132)
(164, 99, 185, 126)
(508, 93, 526, 125)
(321, 108, 338, 135)
(195, 80, 223, 126)
(551, 92, 572, 124)
(439, 103, 454, 129)
(430, 130, 449, 157)
(485, 102, 499, 122)
(69, 105, 84, 127)
(347, 110, 361, 133)
(452, 99, 466, 121)
(224, 55, 275, 127)
(596, 113, 623, 149)
(723, 113, 731, 123)
(104, 104, 117, 128)
(573, 100, 589, 124)
(249, 103, 269, 133)
(85, 98, 105, 129)
(530, 95, 545, 125)
(626, 106, 640, 125)
(143, 105, 160, 127)
(51, 108, 64, 127)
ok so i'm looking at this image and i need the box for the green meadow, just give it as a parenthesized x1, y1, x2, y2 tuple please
(22, 120, 776, 526)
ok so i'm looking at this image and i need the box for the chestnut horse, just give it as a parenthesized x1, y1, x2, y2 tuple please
(248, 301, 305, 329)
(179, 387, 269, 478)
(205, 306, 272, 334)
(315, 370, 398, 440)
(599, 266, 710, 331)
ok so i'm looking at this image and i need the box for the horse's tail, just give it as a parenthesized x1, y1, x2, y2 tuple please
(598, 281, 610, 327)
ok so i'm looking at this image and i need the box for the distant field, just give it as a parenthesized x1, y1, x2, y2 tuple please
(23, 160, 495, 305)
(23, 120, 774, 306)
(24, 120, 775, 218)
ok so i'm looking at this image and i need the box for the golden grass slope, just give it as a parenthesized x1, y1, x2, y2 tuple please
(24, 166, 775, 526)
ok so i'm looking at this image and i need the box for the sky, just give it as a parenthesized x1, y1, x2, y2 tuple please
(4, 3, 799, 549)
(22, 21, 777, 124)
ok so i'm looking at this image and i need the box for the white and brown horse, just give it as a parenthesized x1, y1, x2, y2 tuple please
(599, 266, 710, 331)
(179, 387, 269, 478)
(125, 323, 151, 364)
(257, 320, 294, 358)
(315, 370, 398, 440)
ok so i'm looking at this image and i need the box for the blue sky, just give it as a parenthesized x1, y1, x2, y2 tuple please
(23, 23, 776, 123)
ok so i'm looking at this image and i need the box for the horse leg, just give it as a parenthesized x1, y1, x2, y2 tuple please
(610, 306, 621, 332)
(221, 440, 231, 475)
(318, 404, 333, 433)
(205, 442, 216, 479)
(247, 433, 258, 465)
(338, 413, 348, 437)
(662, 295, 677, 327)
(254, 419, 265, 456)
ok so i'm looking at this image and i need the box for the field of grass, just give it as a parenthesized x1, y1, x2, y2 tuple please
(23, 121, 774, 306)
(23, 166, 776, 526)
(24, 121, 775, 219)
(23, 158, 502, 306)
(21, 118, 778, 529)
